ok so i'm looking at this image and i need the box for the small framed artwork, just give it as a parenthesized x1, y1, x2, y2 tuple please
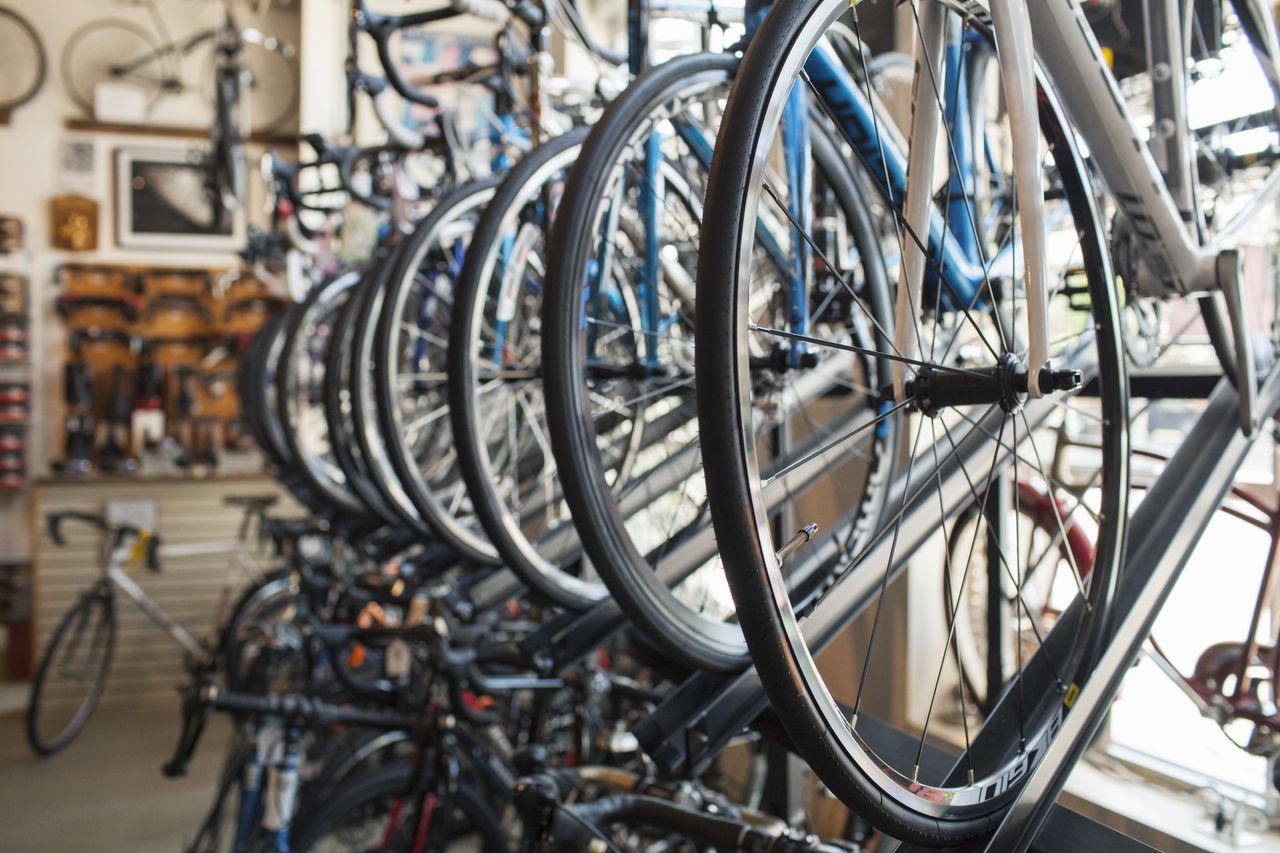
(114, 146, 244, 251)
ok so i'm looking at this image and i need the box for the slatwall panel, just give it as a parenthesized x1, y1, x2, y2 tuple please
(33, 476, 302, 710)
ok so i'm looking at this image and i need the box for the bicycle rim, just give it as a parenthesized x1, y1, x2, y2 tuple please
(696, 0, 1128, 840)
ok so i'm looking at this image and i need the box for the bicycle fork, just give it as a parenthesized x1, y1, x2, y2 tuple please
(893, 0, 1052, 398)
(259, 726, 303, 852)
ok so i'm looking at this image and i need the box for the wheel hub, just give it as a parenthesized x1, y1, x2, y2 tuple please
(908, 354, 1082, 417)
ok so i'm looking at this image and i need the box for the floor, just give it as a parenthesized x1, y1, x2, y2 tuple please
(0, 690, 1277, 852)
(0, 706, 232, 853)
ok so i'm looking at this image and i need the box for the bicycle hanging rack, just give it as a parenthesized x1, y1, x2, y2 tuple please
(943, 363, 1280, 853)
(631, 361, 1280, 852)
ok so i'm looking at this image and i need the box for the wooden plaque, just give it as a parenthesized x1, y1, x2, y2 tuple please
(49, 194, 99, 252)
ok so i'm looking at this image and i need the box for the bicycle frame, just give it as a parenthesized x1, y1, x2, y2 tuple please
(754, 0, 1280, 403)
(1030, 0, 1280, 297)
(102, 539, 205, 659)
(102, 530, 266, 661)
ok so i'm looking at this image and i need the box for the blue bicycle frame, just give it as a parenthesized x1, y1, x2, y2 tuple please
(798, 22, 1010, 314)
(585, 3, 1007, 372)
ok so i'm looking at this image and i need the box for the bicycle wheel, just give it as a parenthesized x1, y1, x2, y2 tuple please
(199, 34, 298, 135)
(61, 18, 171, 117)
(220, 567, 300, 692)
(292, 762, 508, 853)
(323, 257, 412, 529)
(277, 271, 371, 519)
(210, 65, 245, 215)
(543, 52, 896, 670)
(185, 736, 254, 853)
(944, 480, 1096, 713)
(238, 311, 292, 470)
(348, 246, 444, 540)
(0, 6, 46, 113)
(26, 584, 116, 756)
(696, 0, 1127, 842)
(244, 38, 299, 135)
(372, 179, 504, 563)
(450, 128, 611, 608)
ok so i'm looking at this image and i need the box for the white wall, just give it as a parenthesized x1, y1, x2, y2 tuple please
(0, 0, 299, 560)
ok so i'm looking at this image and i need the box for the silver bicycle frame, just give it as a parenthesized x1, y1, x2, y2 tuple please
(105, 535, 265, 660)
(106, 562, 205, 659)
(1027, 0, 1280, 298)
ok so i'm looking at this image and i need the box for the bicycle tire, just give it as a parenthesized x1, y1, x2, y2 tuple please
(220, 567, 299, 693)
(695, 0, 1128, 842)
(60, 18, 169, 117)
(292, 761, 508, 853)
(238, 311, 291, 470)
(277, 271, 371, 519)
(185, 736, 254, 853)
(543, 52, 896, 670)
(348, 243, 444, 539)
(449, 127, 603, 608)
(322, 257, 411, 529)
(26, 585, 116, 756)
(0, 6, 46, 112)
(372, 179, 505, 563)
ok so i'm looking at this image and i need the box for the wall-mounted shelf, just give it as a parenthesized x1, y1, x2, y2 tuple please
(64, 117, 297, 148)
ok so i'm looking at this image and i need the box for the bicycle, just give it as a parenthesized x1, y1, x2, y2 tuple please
(60, 0, 297, 134)
(692, 0, 1279, 843)
(61, 0, 298, 216)
(26, 501, 291, 755)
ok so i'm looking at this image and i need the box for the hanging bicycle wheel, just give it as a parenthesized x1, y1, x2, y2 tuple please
(277, 270, 370, 519)
(450, 128, 615, 608)
(237, 311, 293, 472)
(543, 52, 896, 670)
(61, 19, 172, 117)
(373, 179, 503, 563)
(695, 0, 1128, 842)
(345, 253, 438, 538)
(323, 253, 418, 530)
(0, 6, 46, 114)
(199, 31, 299, 135)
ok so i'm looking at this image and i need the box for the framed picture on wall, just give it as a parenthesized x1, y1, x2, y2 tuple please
(114, 146, 244, 251)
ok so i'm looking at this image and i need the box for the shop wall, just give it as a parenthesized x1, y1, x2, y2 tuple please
(0, 1, 301, 561)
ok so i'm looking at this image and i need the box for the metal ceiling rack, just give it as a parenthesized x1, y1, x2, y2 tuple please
(632, 364, 1280, 851)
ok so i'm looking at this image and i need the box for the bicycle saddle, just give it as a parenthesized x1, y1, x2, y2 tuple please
(223, 494, 279, 511)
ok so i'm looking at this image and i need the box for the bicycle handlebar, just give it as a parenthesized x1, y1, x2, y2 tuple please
(351, 0, 555, 109)
(163, 683, 422, 777)
(46, 511, 109, 546)
(46, 512, 161, 571)
(209, 690, 421, 730)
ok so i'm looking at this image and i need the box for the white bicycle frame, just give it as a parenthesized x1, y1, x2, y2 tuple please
(103, 533, 267, 660)
(897, 0, 1280, 409)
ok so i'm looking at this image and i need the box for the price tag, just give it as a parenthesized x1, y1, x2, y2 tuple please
(385, 638, 411, 679)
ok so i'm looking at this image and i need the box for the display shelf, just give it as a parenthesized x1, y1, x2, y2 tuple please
(64, 117, 297, 148)
(36, 471, 276, 486)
